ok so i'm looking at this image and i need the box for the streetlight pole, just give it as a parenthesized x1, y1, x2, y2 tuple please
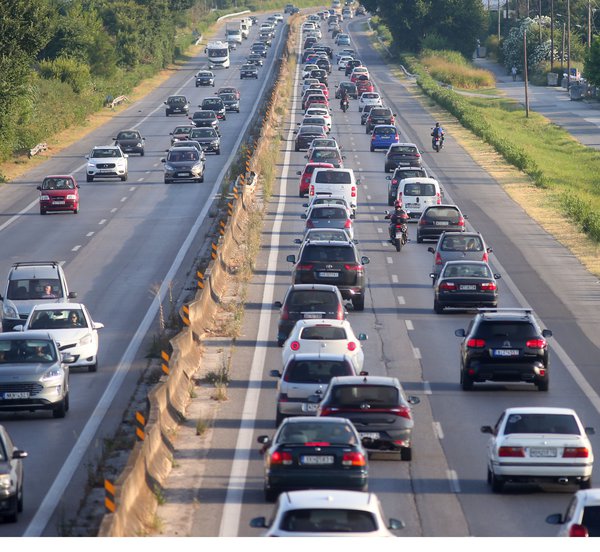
(524, 28, 530, 117)
(551, 0, 554, 72)
(567, 0, 571, 90)
(498, 0, 501, 41)
(539, 0, 542, 43)
(589, 0, 592, 49)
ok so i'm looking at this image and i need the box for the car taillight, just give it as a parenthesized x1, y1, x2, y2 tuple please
(309, 185, 315, 196)
(415, 153, 421, 158)
(344, 264, 363, 272)
(568, 524, 589, 537)
(436, 192, 441, 205)
(457, 217, 465, 227)
(336, 303, 344, 320)
(563, 447, 589, 458)
(342, 452, 366, 466)
(351, 186, 356, 197)
(344, 219, 352, 228)
(371, 134, 375, 140)
(435, 252, 443, 265)
(270, 451, 293, 465)
(418, 218, 427, 226)
(479, 282, 497, 291)
(320, 406, 338, 416)
(498, 446, 525, 457)
(392, 179, 398, 186)
(391, 406, 411, 419)
(306, 219, 314, 229)
(482, 251, 489, 263)
(347, 342, 357, 352)
(526, 339, 547, 349)
(281, 304, 289, 320)
(394, 134, 399, 141)
(439, 282, 456, 290)
(290, 341, 300, 351)
(466, 338, 486, 348)
(297, 263, 314, 271)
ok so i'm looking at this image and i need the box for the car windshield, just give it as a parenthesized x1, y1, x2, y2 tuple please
(198, 72, 213, 77)
(202, 99, 222, 108)
(168, 150, 199, 162)
(395, 169, 426, 179)
(173, 127, 192, 134)
(194, 112, 214, 119)
(91, 149, 121, 158)
(302, 246, 355, 262)
(7, 278, 62, 300)
(284, 360, 351, 383)
(312, 151, 339, 161)
(329, 385, 400, 408)
(42, 177, 75, 190)
(441, 236, 483, 252)
(0, 339, 57, 364)
(169, 97, 186, 104)
(442, 264, 491, 278)
(190, 128, 216, 138)
(504, 413, 580, 435)
(362, 93, 377, 99)
(117, 131, 139, 140)
(29, 308, 87, 330)
(220, 94, 236, 101)
(277, 421, 356, 445)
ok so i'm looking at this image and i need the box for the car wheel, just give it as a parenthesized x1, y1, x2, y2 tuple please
(580, 477, 592, 489)
(370, 145, 374, 152)
(166, 111, 169, 116)
(86, 175, 93, 182)
(275, 409, 285, 426)
(140, 150, 145, 157)
(416, 234, 423, 244)
(88, 362, 98, 373)
(73, 207, 78, 214)
(52, 397, 67, 418)
(384, 165, 390, 173)
(223, 115, 226, 121)
(434, 299, 444, 314)
(400, 447, 412, 461)
(121, 174, 127, 181)
(164, 178, 171, 184)
(352, 295, 365, 311)
(4, 498, 18, 523)
(216, 149, 221, 155)
(460, 369, 473, 391)
(536, 375, 549, 391)
(264, 486, 277, 503)
(295, 145, 299, 152)
(490, 470, 504, 493)
(40, 208, 47, 215)
(17, 484, 23, 513)
(366, 127, 370, 134)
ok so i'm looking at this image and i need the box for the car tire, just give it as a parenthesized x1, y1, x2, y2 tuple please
(460, 370, 473, 391)
(86, 175, 93, 182)
(490, 470, 505, 493)
(388, 196, 394, 206)
(400, 447, 412, 461)
(580, 477, 592, 489)
(264, 487, 277, 503)
(17, 484, 23, 513)
(275, 409, 285, 426)
(352, 295, 365, 311)
(166, 111, 169, 116)
(216, 149, 221, 155)
(4, 498, 18, 523)
(164, 178, 171, 184)
(295, 145, 300, 152)
(434, 299, 444, 314)
(88, 362, 98, 373)
(416, 235, 423, 243)
(536, 376, 549, 392)
(141, 150, 145, 157)
(52, 396, 68, 418)
(40, 208, 47, 215)
(384, 165, 391, 172)
(73, 207, 78, 214)
(370, 145, 374, 152)
(121, 174, 127, 181)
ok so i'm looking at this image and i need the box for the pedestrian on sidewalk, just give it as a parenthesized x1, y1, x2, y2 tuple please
(511, 66, 517, 81)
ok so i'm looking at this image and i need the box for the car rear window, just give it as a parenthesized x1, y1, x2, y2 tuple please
(404, 183, 436, 196)
(370, 109, 390, 117)
(375, 127, 396, 136)
(390, 145, 417, 154)
(441, 235, 483, 252)
(442, 264, 491, 278)
(394, 169, 426, 179)
(477, 321, 538, 339)
(424, 207, 460, 220)
(284, 360, 352, 383)
(582, 506, 600, 537)
(329, 385, 399, 408)
(300, 326, 347, 340)
(278, 421, 356, 445)
(287, 290, 339, 310)
(314, 171, 352, 184)
(310, 207, 346, 219)
(503, 413, 580, 435)
(302, 245, 356, 262)
(312, 151, 340, 162)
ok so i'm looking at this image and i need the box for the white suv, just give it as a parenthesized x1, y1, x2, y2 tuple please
(85, 145, 128, 182)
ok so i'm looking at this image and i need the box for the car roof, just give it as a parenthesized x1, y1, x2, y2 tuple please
(0, 330, 56, 341)
(373, 125, 397, 130)
(29, 302, 85, 311)
(280, 490, 378, 509)
(282, 416, 352, 426)
(503, 406, 578, 416)
(43, 175, 73, 179)
(399, 177, 439, 184)
(574, 489, 600, 504)
(329, 375, 402, 387)
(9, 262, 61, 278)
(285, 352, 354, 365)
(292, 319, 351, 329)
(476, 309, 536, 322)
(287, 283, 340, 292)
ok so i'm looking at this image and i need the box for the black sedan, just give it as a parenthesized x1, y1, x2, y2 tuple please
(294, 125, 328, 151)
(195, 71, 215, 87)
(190, 110, 220, 131)
(0, 424, 27, 522)
(113, 129, 145, 156)
(219, 93, 240, 113)
(200, 97, 226, 120)
(161, 147, 205, 183)
(247, 53, 264, 66)
(257, 417, 368, 502)
(188, 127, 221, 155)
(432, 261, 500, 313)
(240, 64, 259, 79)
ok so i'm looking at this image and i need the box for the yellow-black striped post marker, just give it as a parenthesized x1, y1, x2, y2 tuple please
(219, 220, 226, 236)
(135, 411, 146, 441)
(211, 242, 218, 260)
(161, 351, 170, 375)
(104, 479, 116, 513)
(181, 305, 190, 326)
(227, 201, 233, 217)
(197, 270, 204, 289)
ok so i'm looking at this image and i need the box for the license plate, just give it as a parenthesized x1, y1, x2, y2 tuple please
(405, 203, 418, 208)
(300, 455, 334, 465)
(460, 285, 477, 291)
(303, 313, 323, 319)
(319, 272, 339, 278)
(360, 432, 380, 440)
(53, 201, 65, 205)
(3, 392, 29, 399)
(492, 349, 520, 357)
(177, 172, 189, 177)
(529, 447, 557, 457)
(434, 220, 449, 226)
(301, 403, 319, 412)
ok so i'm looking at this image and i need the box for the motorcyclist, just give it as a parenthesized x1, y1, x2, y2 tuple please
(340, 88, 349, 111)
(431, 122, 444, 147)
(385, 200, 409, 243)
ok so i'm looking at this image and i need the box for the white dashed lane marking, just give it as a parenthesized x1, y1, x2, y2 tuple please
(86, 232, 94, 237)
(386, 257, 393, 264)
(433, 421, 444, 439)
(99, 219, 107, 225)
(397, 296, 406, 305)
(391, 274, 398, 283)
(72, 245, 81, 252)
(412, 347, 421, 359)
(405, 319, 413, 330)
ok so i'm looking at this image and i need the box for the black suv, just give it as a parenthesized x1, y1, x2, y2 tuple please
(286, 241, 370, 311)
(454, 309, 553, 391)
(164, 95, 190, 116)
(384, 143, 422, 172)
(240, 64, 259, 79)
(188, 127, 221, 155)
(190, 110, 220, 131)
(386, 166, 428, 206)
(274, 284, 345, 346)
(365, 107, 395, 133)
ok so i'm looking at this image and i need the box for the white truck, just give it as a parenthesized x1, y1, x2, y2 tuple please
(205, 41, 230, 69)
(225, 23, 243, 44)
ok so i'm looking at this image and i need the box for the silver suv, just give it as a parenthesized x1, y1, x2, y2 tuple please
(0, 261, 77, 330)
(428, 231, 492, 281)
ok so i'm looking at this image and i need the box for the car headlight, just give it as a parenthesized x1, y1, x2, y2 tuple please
(41, 367, 64, 382)
(40, 194, 50, 201)
(66, 194, 77, 200)
(211, 140, 219, 146)
(79, 334, 93, 346)
(87, 163, 96, 169)
(3, 301, 19, 319)
(0, 473, 12, 490)
(136, 142, 142, 147)
(164, 164, 176, 171)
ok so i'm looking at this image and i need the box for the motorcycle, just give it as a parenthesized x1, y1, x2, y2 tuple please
(341, 98, 349, 113)
(431, 130, 444, 152)
(384, 211, 408, 252)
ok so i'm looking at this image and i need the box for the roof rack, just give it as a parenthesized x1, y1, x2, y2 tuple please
(477, 308, 532, 314)
(12, 261, 59, 268)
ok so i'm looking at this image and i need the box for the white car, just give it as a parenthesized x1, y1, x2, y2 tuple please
(546, 488, 600, 536)
(302, 78, 320, 94)
(282, 319, 366, 371)
(358, 92, 381, 112)
(15, 303, 104, 372)
(338, 55, 353, 70)
(304, 107, 331, 130)
(302, 64, 319, 79)
(481, 407, 595, 493)
(249, 490, 404, 536)
(85, 145, 128, 182)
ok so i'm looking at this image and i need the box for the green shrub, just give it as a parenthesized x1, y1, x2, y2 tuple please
(38, 56, 92, 94)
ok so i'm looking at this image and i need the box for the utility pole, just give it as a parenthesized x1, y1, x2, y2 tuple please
(589, 0, 592, 49)
(539, 0, 542, 43)
(498, 0, 502, 41)
(524, 29, 530, 117)
(551, 0, 555, 72)
(567, 0, 571, 90)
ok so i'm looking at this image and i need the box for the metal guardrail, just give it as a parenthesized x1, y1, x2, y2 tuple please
(29, 142, 48, 158)
(216, 9, 250, 22)
(107, 95, 129, 109)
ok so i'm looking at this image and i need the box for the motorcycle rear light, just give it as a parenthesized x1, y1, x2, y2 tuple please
(526, 339, 547, 349)
(290, 341, 300, 351)
(344, 219, 352, 228)
(439, 282, 456, 290)
(435, 252, 442, 265)
(297, 264, 314, 271)
(270, 451, 293, 465)
(342, 452, 366, 466)
(467, 338, 486, 348)
(479, 282, 497, 291)
(563, 447, 589, 458)
(569, 524, 589, 537)
(347, 342, 357, 351)
(498, 446, 525, 457)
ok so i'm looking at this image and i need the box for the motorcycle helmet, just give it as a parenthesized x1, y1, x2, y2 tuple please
(394, 199, 403, 209)
(435, 122, 440, 127)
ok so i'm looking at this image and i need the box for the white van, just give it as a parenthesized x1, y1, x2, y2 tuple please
(309, 168, 358, 216)
(396, 177, 442, 219)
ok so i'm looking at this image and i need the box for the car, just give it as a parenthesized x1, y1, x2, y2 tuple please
(386, 166, 429, 206)
(200, 97, 226, 120)
(301, 78, 320, 94)
(546, 489, 600, 536)
(356, 79, 375, 95)
(190, 110, 220, 131)
(0, 261, 77, 331)
(282, 319, 366, 371)
(0, 425, 27, 523)
(302, 64, 319, 79)
(256, 417, 368, 501)
(164, 95, 190, 116)
(218, 92, 240, 113)
(336, 48, 356, 62)
(302, 204, 354, 240)
(299, 116, 329, 136)
(0, 332, 72, 418)
(315, 375, 421, 461)
(240, 64, 259, 79)
(250, 43, 267, 57)
(432, 261, 500, 313)
(270, 354, 359, 425)
(312, 82, 330, 100)
(384, 142, 422, 172)
(302, 92, 328, 111)
(370, 125, 399, 151)
(416, 204, 466, 243)
(315, 57, 332, 73)
(396, 177, 443, 219)
(337, 55, 353, 70)
(37, 175, 80, 215)
(85, 145, 128, 182)
(306, 137, 339, 153)
(195, 70, 215, 87)
(302, 196, 353, 219)
(15, 303, 103, 372)
(350, 67, 369, 83)
(335, 81, 358, 99)
(274, 284, 346, 346)
(428, 232, 492, 280)
(286, 240, 369, 311)
(217, 86, 240, 100)
(161, 147, 206, 183)
(295, 228, 355, 246)
(169, 124, 195, 145)
(303, 37, 318, 50)
(113, 129, 145, 156)
(360, 104, 376, 125)
(335, 33, 351, 46)
(167, 140, 206, 159)
(306, 147, 344, 168)
(310, 68, 328, 86)
(304, 107, 331, 130)
(247, 53, 264, 66)
(455, 308, 553, 391)
(296, 162, 334, 196)
(481, 407, 595, 493)
(188, 127, 221, 154)
(365, 107, 395, 133)
(313, 44, 333, 59)
(294, 125, 328, 153)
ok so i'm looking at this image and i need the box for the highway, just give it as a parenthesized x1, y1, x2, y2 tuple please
(0, 16, 287, 536)
(156, 12, 600, 538)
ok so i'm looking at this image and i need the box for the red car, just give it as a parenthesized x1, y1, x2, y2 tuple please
(356, 80, 375, 95)
(296, 162, 334, 197)
(314, 82, 330, 99)
(38, 175, 80, 214)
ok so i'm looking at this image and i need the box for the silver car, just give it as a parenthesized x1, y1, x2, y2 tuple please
(0, 332, 71, 418)
(302, 204, 354, 240)
(428, 231, 492, 281)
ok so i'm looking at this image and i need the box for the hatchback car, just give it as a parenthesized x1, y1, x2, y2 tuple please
(337, 55, 353, 70)
(315, 375, 421, 460)
(113, 129, 145, 156)
(304, 107, 331, 130)
(218, 93, 240, 113)
(345, 59, 362, 76)
(365, 107, 395, 133)
(416, 204, 466, 243)
(240, 64, 259, 79)
(370, 125, 399, 151)
(161, 147, 205, 183)
(0, 425, 27, 523)
(481, 407, 594, 492)
(257, 417, 368, 500)
(274, 284, 346, 347)
(85, 145, 128, 182)
(356, 80, 375, 96)
(455, 308, 552, 391)
(247, 53, 264, 67)
(302, 205, 354, 240)
(188, 127, 221, 155)
(217, 86, 240, 100)
(190, 110, 220, 131)
(37, 175, 80, 215)
(386, 166, 429, 206)
(296, 162, 334, 196)
(164, 95, 190, 116)
(546, 489, 600, 536)
(169, 124, 195, 145)
(306, 147, 344, 168)
(358, 92, 381, 112)
(195, 70, 215, 87)
(200, 97, 226, 120)
(428, 231, 492, 280)
(384, 143, 421, 172)
(294, 125, 328, 152)
(350, 67, 369, 83)
(299, 116, 329, 136)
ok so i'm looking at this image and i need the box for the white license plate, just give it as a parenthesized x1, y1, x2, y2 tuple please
(177, 172, 189, 177)
(53, 201, 65, 205)
(492, 349, 520, 357)
(301, 403, 319, 412)
(360, 432, 380, 440)
(303, 313, 322, 319)
(405, 203, 418, 208)
(460, 285, 477, 291)
(301, 455, 334, 465)
(99, 170, 112, 173)
(3, 392, 30, 399)
(319, 272, 339, 278)
(434, 220, 449, 226)
(529, 447, 557, 457)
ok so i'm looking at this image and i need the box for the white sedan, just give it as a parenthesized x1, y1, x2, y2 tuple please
(304, 107, 331, 130)
(282, 319, 366, 371)
(15, 303, 103, 372)
(358, 92, 381, 112)
(481, 407, 595, 493)
(546, 488, 600, 536)
(249, 490, 404, 536)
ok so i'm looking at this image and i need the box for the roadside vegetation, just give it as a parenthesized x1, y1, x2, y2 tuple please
(420, 50, 495, 89)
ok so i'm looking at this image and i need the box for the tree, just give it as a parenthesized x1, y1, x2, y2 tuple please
(584, 36, 600, 85)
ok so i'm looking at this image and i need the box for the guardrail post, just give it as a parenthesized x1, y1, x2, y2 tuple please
(135, 412, 146, 441)
(181, 304, 190, 326)
(197, 270, 205, 289)
(104, 479, 116, 513)
(161, 350, 170, 375)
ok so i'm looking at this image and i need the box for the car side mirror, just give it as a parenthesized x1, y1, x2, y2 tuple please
(388, 519, 405, 530)
(68, 292, 77, 299)
(494, 274, 501, 279)
(273, 300, 282, 308)
(85, 155, 90, 159)
(361, 256, 370, 265)
(386, 176, 391, 180)
(585, 427, 595, 435)
(164, 101, 167, 104)
(37, 186, 41, 191)
(427, 247, 435, 253)
(487, 247, 493, 253)
(464, 214, 468, 219)
(455, 329, 466, 337)
(256, 435, 271, 445)
(249, 517, 268, 528)
(542, 329, 552, 338)
(293, 130, 298, 134)
(161, 158, 166, 163)
(93, 322, 105, 330)
(300, 214, 307, 219)
(307, 394, 322, 403)
(12, 449, 27, 460)
(358, 333, 367, 341)
(294, 239, 302, 244)
(61, 353, 76, 364)
(480, 425, 494, 434)
(296, 171, 302, 176)
(429, 273, 436, 279)
(342, 155, 346, 159)
(407, 396, 420, 405)
(286, 255, 296, 263)
(545, 514, 563, 526)
(12, 325, 24, 332)
(269, 369, 281, 378)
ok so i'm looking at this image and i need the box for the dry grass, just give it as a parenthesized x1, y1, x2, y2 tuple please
(421, 55, 495, 89)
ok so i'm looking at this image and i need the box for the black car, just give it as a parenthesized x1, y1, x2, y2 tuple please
(386, 166, 428, 206)
(316, 376, 420, 461)
(259, 32, 273, 46)
(113, 129, 145, 156)
(219, 93, 240, 113)
(164, 95, 190, 116)
(303, 37, 318, 50)
(195, 71, 215, 87)
(313, 44, 333, 58)
(384, 143, 422, 172)
(200, 97, 226, 120)
(294, 125, 328, 152)
(168, 140, 206, 159)
(251, 43, 268, 57)
(454, 308, 552, 391)
(335, 82, 358, 99)
(161, 147, 205, 184)
(0, 424, 27, 522)
(416, 204, 466, 243)
(345, 59, 362, 76)
(188, 127, 221, 155)
(247, 53, 264, 66)
(316, 58, 332, 73)
(240, 64, 259, 79)
(257, 417, 368, 501)
(190, 110, 220, 131)
(287, 241, 369, 311)
(365, 107, 395, 133)
(274, 284, 345, 346)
